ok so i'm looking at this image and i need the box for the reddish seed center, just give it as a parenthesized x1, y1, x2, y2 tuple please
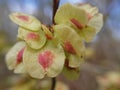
(17, 15, 29, 22)
(16, 48, 25, 64)
(70, 18, 84, 29)
(27, 33, 39, 40)
(38, 50, 54, 69)
(63, 41, 76, 54)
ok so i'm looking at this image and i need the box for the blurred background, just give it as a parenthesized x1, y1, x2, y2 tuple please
(0, 0, 120, 90)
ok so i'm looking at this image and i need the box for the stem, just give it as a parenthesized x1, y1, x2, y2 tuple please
(52, 0, 60, 24)
(51, 78, 56, 90)
(51, 1, 59, 90)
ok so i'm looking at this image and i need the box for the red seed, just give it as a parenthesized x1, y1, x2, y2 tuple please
(17, 15, 29, 22)
(16, 47, 25, 64)
(27, 33, 39, 40)
(63, 41, 76, 54)
(70, 18, 84, 29)
(38, 50, 54, 69)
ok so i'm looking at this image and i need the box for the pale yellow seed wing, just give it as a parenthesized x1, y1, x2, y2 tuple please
(62, 67, 80, 80)
(9, 12, 41, 31)
(18, 27, 46, 50)
(23, 41, 65, 79)
(14, 62, 27, 74)
(68, 54, 84, 68)
(78, 4, 98, 17)
(55, 3, 88, 25)
(23, 46, 45, 79)
(79, 26, 96, 42)
(54, 24, 85, 57)
(46, 42, 65, 77)
(88, 13, 103, 33)
(5, 41, 25, 70)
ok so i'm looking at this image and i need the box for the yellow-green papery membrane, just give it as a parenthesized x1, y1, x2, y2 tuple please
(62, 62, 80, 80)
(41, 25, 53, 40)
(53, 24, 85, 57)
(69, 19, 100, 42)
(77, 26, 96, 42)
(65, 4, 103, 42)
(78, 4, 98, 19)
(5, 41, 26, 73)
(67, 53, 84, 68)
(18, 27, 46, 50)
(23, 41, 65, 79)
(54, 3, 88, 26)
(68, 19, 97, 42)
(77, 4, 103, 33)
(88, 13, 103, 33)
(9, 12, 41, 31)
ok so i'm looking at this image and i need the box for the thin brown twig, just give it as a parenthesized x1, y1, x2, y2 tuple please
(51, 78, 56, 90)
(51, 1, 60, 90)
(52, 0, 60, 24)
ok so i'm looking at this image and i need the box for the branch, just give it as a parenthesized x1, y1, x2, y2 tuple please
(51, 78, 56, 90)
(52, 0, 60, 24)
(51, 1, 60, 89)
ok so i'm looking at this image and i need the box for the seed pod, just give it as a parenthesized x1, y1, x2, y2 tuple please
(9, 12, 41, 31)
(67, 53, 84, 68)
(5, 41, 26, 73)
(78, 26, 96, 42)
(78, 4, 98, 19)
(88, 14, 103, 33)
(23, 41, 65, 79)
(54, 3, 88, 25)
(53, 24, 85, 57)
(18, 27, 46, 50)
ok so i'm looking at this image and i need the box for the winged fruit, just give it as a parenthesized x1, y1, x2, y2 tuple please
(6, 41, 26, 73)
(18, 27, 46, 50)
(23, 41, 65, 79)
(9, 12, 41, 31)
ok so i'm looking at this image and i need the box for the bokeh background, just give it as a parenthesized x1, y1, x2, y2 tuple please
(0, 0, 120, 90)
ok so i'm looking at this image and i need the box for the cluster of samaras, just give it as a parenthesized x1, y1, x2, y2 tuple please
(6, 3, 103, 79)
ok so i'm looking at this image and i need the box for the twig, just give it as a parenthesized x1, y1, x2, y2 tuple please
(51, 1, 60, 90)
(51, 78, 56, 90)
(52, 0, 60, 24)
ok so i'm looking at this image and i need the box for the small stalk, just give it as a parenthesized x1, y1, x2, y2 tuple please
(51, 78, 56, 90)
(51, 0, 60, 90)
(52, 0, 60, 24)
